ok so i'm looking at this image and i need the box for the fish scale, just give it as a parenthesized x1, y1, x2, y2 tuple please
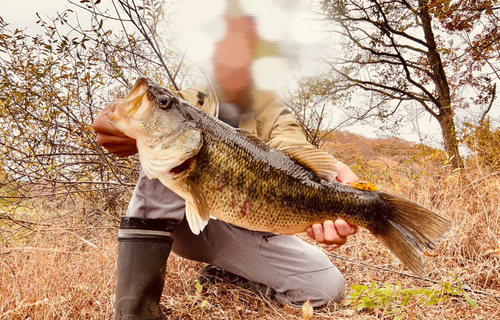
(108, 77, 452, 277)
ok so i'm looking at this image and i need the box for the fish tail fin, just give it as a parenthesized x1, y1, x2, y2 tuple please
(370, 192, 452, 277)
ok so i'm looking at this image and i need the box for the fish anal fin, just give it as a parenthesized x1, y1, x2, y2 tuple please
(236, 128, 266, 143)
(185, 179, 211, 235)
(348, 181, 379, 191)
(283, 147, 338, 183)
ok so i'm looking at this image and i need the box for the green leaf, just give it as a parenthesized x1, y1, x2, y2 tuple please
(351, 284, 368, 291)
(195, 280, 203, 294)
(401, 293, 413, 306)
(463, 292, 478, 308)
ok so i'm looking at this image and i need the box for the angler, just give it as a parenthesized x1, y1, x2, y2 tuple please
(94, 9, 450, 320)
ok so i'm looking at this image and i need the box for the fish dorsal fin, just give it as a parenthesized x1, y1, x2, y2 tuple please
(235, 128, 265, 143)
(185, 179, 211, 235)
(283, 147, 338, 183)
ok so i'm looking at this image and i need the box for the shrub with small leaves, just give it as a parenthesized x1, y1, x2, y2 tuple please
(346, 275, 477, 318)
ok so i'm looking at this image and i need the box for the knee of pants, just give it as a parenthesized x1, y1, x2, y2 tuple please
(277, 265, 346, 308)
(271, 242, 346, 308)
(309, 266, 346, 305)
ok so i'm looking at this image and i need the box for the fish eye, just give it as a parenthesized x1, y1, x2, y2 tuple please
(158, 95, 172, 109)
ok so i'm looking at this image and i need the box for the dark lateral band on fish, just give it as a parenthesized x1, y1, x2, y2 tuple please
(108, 77, 452, 277)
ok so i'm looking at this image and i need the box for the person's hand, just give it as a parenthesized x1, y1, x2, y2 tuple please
(306, 161, 359, 246)
(93, 99, 138, 157)
(306, 219, 359, 246)
(335, 160, 359, 184)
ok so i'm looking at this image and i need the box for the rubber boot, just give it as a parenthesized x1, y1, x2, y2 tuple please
(114, 217, 176, 320)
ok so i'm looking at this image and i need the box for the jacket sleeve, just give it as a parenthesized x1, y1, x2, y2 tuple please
(266, 108, 314, 151)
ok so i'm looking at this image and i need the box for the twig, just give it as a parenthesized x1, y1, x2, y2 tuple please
(461, 172, 500, 194)
(0, 215, 34, 231)
(216, 304, 229, 320)
(257, 291, 287, 320)
(68, 231, 98, 249)
(381, 275, 399, 318)
(480, 83, 496, 124)
(0, 215, 52, 227)
(1, 188, 120, 199)
(2, 247, 82, 254)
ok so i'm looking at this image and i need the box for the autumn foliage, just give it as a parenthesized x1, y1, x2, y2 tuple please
(463, 118, 500, 170)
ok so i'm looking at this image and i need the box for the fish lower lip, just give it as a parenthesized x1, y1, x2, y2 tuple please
(169, 158, 192, 175)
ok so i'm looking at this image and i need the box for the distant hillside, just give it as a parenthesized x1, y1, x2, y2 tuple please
(320, 130, 444, 181)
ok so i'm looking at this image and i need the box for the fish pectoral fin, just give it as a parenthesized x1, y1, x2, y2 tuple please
(185, 179, 211, 235)
(282, 147, 338, 183)
(185, 201, 209, 235)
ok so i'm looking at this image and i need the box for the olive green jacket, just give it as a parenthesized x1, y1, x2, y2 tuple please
(173, 83, 312, 151)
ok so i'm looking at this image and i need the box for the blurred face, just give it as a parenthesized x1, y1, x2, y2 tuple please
(212, 16, 258, 105)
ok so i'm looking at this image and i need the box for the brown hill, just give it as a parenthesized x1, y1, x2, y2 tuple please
(320, 130, 444, 182)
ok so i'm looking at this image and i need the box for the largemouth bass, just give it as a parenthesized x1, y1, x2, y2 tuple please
(108, 77, 451, 277)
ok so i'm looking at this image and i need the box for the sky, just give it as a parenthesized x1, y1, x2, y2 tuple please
(3, 0, 75, 32)
(2, 0, 498, 149)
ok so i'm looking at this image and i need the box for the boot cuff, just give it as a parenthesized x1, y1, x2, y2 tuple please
(118, 217, 176, 243)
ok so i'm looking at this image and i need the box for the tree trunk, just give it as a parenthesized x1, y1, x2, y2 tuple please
(437, 106, 462, 168)
(419, 0, 462, 168)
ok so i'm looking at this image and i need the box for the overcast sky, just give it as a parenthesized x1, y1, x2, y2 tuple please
(0, 0, 443, 144)
(3, 0, 75, 32)
(2, 0, 497, 147)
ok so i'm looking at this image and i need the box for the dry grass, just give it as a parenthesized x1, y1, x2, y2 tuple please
(1, 162, 499, 319)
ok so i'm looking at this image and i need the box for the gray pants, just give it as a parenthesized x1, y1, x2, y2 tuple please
(126, 170, 345, 307)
